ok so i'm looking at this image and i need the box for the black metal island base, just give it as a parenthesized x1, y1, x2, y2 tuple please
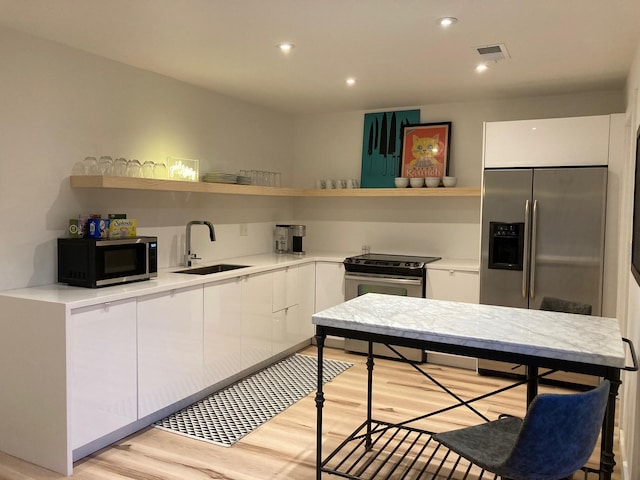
(312, 294, 637, 480)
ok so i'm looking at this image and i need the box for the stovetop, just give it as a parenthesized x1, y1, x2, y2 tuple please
(343, 253, 441, 277)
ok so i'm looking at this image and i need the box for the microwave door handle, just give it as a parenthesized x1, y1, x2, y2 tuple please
(145, 242, 150, 274)
(530, 199, 538, 299)
(522, 200, 530, 299)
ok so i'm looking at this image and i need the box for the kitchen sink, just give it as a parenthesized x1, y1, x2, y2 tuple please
(175, 264, 251, 275)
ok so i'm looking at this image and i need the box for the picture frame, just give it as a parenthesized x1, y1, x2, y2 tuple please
(360, 109, 420, 188)
(400, 122, 451, 179)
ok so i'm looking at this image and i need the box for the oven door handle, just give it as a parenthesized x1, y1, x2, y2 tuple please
(344, 273, 423, 286)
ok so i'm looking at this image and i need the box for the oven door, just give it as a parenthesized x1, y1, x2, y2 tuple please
(344, 273, 424, 300)
(344, 273, 425, 362)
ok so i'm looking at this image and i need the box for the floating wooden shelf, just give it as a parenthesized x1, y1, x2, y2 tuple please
(69, 176, 481, 198)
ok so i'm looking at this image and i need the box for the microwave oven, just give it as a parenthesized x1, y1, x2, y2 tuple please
(57, 236, 158, 288)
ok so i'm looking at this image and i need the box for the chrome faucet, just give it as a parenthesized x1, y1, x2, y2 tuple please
(184, 220, 216, 267)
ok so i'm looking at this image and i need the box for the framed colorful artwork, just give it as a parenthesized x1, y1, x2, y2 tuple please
(400, 122, 452, 179)
(360, 109, 420, 188)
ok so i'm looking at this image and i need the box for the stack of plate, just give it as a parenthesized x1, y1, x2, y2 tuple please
(202, 172, 238, 184)
(237, 175, 252, 185)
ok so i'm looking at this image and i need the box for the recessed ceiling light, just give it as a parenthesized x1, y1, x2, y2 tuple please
(438, 17, 458, 27)
(475, 64, 489, 73)
(346, 77, 356, 86)
(277, 43, 295, 53)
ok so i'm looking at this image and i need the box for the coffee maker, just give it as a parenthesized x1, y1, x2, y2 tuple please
(274, 224, 306, 255)
(288, 224, 306, 255)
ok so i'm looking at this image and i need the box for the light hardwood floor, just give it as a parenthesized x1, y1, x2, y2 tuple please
(0, 346, 621, 480)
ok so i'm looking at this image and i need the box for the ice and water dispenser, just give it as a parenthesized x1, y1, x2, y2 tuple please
(488, 222, 524, 270)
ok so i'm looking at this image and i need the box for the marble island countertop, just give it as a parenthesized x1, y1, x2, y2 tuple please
(312, 293, 625, 369)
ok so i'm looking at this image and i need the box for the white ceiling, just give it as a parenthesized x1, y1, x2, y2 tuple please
(1, 0, 639, 114)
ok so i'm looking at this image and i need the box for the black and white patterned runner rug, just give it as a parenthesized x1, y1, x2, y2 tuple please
(154, 354, 352, 447)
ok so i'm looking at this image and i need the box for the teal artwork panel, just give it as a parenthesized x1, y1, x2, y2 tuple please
(360, 109, 420, 188)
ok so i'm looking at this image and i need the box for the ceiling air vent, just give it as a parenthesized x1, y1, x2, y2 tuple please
(474, 43, 510, 62)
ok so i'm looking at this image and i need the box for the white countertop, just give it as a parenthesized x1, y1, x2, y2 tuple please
(0, 252, 477, 309)
(0, 251, 352, 308)
(312, 293, 625, 368)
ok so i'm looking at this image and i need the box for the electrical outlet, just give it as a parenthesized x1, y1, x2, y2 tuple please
(240, 223, 248, 236)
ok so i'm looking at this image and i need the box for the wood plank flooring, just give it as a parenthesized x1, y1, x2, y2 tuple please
(0, 346, 621, 479)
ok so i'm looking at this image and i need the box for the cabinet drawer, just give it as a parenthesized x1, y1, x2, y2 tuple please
(426, 269, 479, 303)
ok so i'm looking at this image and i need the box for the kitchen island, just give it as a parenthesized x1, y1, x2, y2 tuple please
(312, 294, 631, 480)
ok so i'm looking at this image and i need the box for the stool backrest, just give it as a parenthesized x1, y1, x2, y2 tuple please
(500, 380, 610, 480)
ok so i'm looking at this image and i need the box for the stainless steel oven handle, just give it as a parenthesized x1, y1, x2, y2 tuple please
(522, 200, 530, 299)
(530, 199, 538, 299)
(344, 273, 423, 286)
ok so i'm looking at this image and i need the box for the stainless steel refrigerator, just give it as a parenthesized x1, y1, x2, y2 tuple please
(478, 166, 607, 384)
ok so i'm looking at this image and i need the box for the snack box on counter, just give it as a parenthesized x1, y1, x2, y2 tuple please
(68, 215, 136, 239)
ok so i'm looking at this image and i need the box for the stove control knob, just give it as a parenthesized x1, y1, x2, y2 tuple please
(414, 262, 421, 267)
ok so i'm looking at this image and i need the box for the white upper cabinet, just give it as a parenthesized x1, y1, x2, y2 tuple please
(483, 115, 611, 168)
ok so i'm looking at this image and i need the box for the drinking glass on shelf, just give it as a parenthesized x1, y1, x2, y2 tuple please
(126, 159, 142, 177)
(71, 160, 86, 175)
(113, 157, 128, 176)
(83, 156, 98, 175)
(97, 156, 113, 175)
(274, 172, 282, 188)
(142, 161, 155, 178)
(153, 162, 167, 179)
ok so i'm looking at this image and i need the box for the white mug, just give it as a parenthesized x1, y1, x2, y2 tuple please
(325, 179, 335, 189)
(346, 179, 355, 189)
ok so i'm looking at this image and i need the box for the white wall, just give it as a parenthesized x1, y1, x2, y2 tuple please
(292, 91, 624, 259)
(0, 26, 294, 290)
(620, 40, 640, 480)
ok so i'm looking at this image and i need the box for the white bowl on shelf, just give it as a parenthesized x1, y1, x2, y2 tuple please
(443, 176, 458, 187)
(409, 177, 424, 188)
(425, 177, 441, 188)
(394, 177, 409, 188)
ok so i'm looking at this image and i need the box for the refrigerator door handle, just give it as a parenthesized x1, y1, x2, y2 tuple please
(522, 200, 530, 299)
(530, 199, 538, 299)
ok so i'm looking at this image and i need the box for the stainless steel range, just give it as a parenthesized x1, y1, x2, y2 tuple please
(343, 253, 441, 362)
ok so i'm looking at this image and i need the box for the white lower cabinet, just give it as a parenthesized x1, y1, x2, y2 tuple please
(70, 299, 137, 449)
(273, 263, 315, 352)
(425, 266, 479, 369)
(241, 271, 274, 368)
(203, 278, 243, 386)
(296, 262, 316, 341)
(137, 285, 204, 418)
(242, 264, 315, 368)
(315, 262, 345, 312)
(426, 268, 479, 303)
